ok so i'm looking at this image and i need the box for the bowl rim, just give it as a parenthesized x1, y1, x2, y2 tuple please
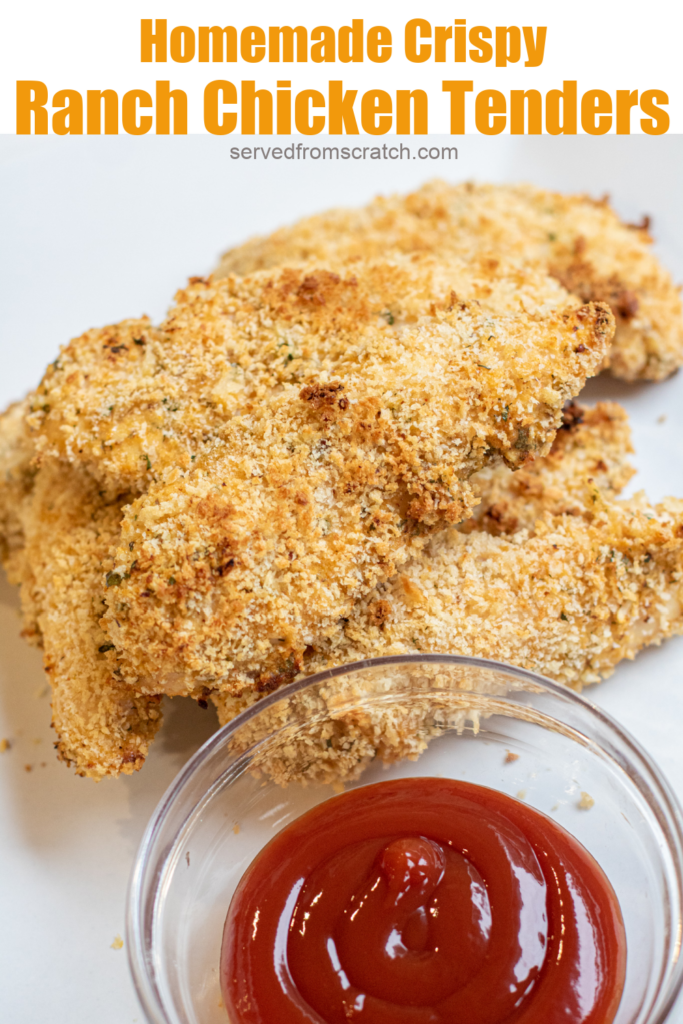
(126, 653, 683, 1024)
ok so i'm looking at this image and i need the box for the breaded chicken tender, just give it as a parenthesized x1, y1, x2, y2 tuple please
(211, 404, 683, 784)
(1, 406, 162, 777)
(22, 256, 611, 696)
(27, 256, 607, 494)
(0, 399, 35, 579)
(216, 181, 683, 382)
(10, 460, 162, 777)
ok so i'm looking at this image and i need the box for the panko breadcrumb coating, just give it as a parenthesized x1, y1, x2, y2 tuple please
(11, 461, 162, 777)
(0, 184, 679, 780)
(463, 401, 635, 535)
(28, 256, 607, 494)
(216, 181, 683, 382)
(0, 251, 613, 776)
(210, 403, 683, 784)
(303, 437, 683, 692)
(0, 398, 679, 780)
(0, 399, 35, 578)
(213, 660, 515, 788)
(101, 264, 610, 694)
(23, 256, 611, 696)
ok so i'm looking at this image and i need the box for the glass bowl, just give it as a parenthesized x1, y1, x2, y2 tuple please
(126, 655, 683, 1024)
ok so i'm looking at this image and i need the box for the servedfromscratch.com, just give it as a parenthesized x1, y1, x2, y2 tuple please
(228, 143, 458, 161)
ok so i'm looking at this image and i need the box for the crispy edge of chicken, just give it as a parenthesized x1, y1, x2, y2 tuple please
(216, 180, 683, 383)
(210, 403, 683, 786)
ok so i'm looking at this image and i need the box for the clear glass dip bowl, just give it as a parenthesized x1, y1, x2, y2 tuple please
(127, 655, 683, 1024)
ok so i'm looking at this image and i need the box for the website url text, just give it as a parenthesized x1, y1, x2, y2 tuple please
(229, 144, 458, 161)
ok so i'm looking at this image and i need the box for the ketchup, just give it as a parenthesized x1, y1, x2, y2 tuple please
(220, 778, 626, 1024)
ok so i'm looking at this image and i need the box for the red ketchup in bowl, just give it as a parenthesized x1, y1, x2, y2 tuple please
(220, 777, 626, 1024)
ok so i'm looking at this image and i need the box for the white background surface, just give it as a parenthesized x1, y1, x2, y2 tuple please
(1, 134, 683, 1021)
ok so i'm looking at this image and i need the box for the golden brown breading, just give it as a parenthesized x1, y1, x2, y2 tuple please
(0, 255, 610, 777)
(464, 401, 635, 536)
(299, 427, 683, 690)
(27, 256, 608, 494)
(211, 403, 683, 783)
(217, 181, 683, 382)
(62, 258, 612, 696)
(0, 399, 35, 581)
(0, 398, 670, 783)
(13, 460, 162, 778)
(212, 662, 509, 788)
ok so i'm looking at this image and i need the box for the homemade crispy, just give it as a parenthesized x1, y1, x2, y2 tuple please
(23, 256, 610, 697)
(211, 403, 683, 783)
(217, 181, 683, 382)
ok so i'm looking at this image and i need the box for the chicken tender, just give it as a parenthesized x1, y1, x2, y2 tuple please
(211, 403, 683, 784)
(0, 399, 35, 581)
(72, 259, 610, 695)
(11, 459, 162, 777)
(217, 181, 683, 382)
(28, 255, 607, 494)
